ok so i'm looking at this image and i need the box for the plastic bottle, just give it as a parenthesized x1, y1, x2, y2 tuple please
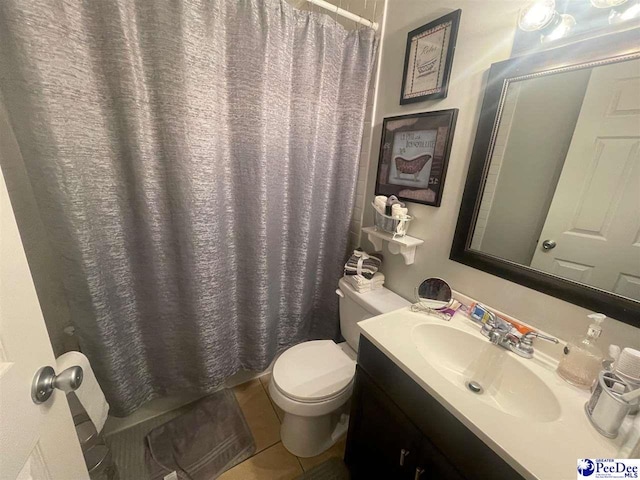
(556, 313, 606, 389)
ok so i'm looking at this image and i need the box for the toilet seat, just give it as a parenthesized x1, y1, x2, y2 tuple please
(272, 340, 356, 403)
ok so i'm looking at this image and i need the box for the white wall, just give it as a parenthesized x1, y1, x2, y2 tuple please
(360, 0, 640, 350)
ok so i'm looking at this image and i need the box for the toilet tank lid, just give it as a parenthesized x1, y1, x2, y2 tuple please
(338, 278, 410, 315)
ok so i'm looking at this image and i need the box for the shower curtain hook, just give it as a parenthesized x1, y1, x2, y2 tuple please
(335, 0, 341, 25)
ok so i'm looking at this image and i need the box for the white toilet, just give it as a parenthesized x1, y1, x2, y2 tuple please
(269, 277, 410, 457)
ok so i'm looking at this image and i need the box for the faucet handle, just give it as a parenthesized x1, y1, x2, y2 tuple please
(521, 331, 559, 346)
(511, 330, 559, 358)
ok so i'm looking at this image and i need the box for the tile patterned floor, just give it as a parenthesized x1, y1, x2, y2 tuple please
(219, 373, 348, 479)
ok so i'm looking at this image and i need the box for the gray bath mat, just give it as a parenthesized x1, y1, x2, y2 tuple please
(145, 389, 255, 480)
(106, 405, 193, 480)
(296, 458, 350, 480)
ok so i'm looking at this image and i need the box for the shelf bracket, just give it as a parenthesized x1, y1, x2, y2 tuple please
(366, 232, 384, 252)
(386, 241, 416, 265)
(362, 226, 424, 266)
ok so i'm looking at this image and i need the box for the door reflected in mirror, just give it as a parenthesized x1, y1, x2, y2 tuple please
(470, 58, 640, 302)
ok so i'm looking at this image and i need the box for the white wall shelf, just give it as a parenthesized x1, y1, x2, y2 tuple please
(362, 226, 424, 265)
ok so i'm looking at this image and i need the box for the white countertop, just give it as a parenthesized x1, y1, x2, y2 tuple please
(358, 307, 623, 480)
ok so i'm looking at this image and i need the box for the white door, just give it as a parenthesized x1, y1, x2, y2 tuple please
(0, 170, 88, 479)
(530, 59, 640, 301)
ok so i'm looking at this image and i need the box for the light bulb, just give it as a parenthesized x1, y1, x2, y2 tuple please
(518, 0, 558, 31)
(609, 0, 640, 22)
(541, 14, 576, 42)
(590, 0, 627, 7)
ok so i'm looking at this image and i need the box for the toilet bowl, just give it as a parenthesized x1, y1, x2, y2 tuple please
(269, 278, 410, 457)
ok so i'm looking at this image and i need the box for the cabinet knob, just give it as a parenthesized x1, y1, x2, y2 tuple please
(399, 448, 410, 466)
(415, 467, 425, 479)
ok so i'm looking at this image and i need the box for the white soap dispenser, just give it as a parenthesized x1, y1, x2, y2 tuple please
(556, 313, 606, 389)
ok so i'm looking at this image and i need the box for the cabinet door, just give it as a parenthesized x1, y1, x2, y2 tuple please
(413, 438, 465, 480)
(345, 367, 422, 479)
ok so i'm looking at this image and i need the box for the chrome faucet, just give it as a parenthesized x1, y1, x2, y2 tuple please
(480, 313, 511, 345)
(480, 312, 558, 358)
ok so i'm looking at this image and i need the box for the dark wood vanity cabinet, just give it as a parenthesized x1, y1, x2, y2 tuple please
(345, 337, 523, 480)
(345, 367, 422, 479)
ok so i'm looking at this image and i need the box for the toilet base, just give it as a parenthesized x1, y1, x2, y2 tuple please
(280, 409, 349, 458)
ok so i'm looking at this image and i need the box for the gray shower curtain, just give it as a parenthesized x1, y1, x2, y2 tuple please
(0, 0, 376, 415)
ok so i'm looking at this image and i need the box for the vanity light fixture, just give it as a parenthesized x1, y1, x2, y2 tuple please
(590, 0, 628, 7)
(541, 14, 577, 42)
(518, 0, 576, 41)
(518, 0, 558, 31)
(591, 0, 640, 24)
(607, 0, 640, 23)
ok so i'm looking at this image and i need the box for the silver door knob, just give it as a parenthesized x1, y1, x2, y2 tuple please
(542, 239, 556, 251)
(32, 365, 83, 404)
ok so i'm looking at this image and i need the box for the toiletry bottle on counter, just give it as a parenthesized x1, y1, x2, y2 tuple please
(557, 313, 606, 389)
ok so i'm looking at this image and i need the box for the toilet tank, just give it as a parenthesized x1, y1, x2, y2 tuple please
(337, 277, 410, 352)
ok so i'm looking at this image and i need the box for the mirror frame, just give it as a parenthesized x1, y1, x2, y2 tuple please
(451, 27, 640, 327)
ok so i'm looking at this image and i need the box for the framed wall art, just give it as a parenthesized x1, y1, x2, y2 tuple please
(375, 110, 458, 207)
(400, 9, 461, 104)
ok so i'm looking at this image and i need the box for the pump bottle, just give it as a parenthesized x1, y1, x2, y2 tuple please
(557, 313, 606, 389)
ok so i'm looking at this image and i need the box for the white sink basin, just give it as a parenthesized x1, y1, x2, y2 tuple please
(411, 323, 561, 422)
(357, 306, 618, 480)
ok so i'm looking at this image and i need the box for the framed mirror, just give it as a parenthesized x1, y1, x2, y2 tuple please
(451, 27, 640, 327)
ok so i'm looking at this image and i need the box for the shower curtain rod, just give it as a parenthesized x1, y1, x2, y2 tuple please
(307, 0, 379, 31)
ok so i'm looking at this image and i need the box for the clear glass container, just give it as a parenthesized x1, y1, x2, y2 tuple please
(557, 313, 606, 389)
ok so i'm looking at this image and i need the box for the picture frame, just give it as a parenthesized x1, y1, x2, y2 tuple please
(400, 9, 461, 104)
(375, 110, 458, 207)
